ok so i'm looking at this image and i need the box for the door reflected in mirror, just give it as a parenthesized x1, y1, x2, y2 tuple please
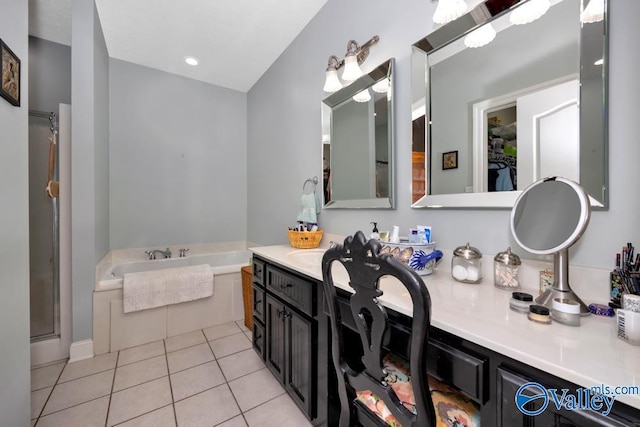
(411, 0, 607, 208)
(322, 59, 394, 209)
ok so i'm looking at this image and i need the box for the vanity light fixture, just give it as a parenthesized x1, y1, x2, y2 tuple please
(433, 0, 469, 25)
(464, 23, 496, 48)
(352, 89, 372, 103)
(184, 56, 199, 66)
(580, 0, 604, 23)
(509, 0, 551, 25)
(322, 36, 380, 93)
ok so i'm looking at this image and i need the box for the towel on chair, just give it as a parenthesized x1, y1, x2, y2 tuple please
(297, 192, 317, 223)
(123, 264, 214, 313)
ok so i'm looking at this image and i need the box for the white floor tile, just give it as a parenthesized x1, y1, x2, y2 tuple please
(118, 340, 165, 367)
(174, 384, 241, 427)
(116, 404, 176, 427)
(42, 370, 114, 416)
(244, 394, 312, 427)
(216, 415, 248, 427)
(58, 352, 117, 383)
(203, 322, 243, 341)
(217, 349, 265, 381)
(36, 396, 109, 427)
(31, 361, 66, 391)
(228, 368, 285, 412)
(170, 361, 226, 401)
(166, 343, 214, 374)
(107, 376, 173, 426)
(165, 330, 206, 353)
(209, 333, 252, 359)
(113, 354, 168, 392)
(31, 387, 52, 419)
(235, 320, 250, 332)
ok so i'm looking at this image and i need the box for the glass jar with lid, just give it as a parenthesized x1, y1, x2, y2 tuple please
(494, 247, 521, 290)
(452, 243, 482, 284)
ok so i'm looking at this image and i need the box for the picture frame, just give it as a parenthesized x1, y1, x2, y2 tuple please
(442, 150, 458, 170)
(1, 39, 21, 107)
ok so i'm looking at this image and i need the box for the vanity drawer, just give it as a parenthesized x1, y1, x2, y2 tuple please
(252, 320, 266, 361)
(427, 338, 487, 404)
(266, 266, 315, 317)
(253, 284, 266, 324)
(253, 258, 266, 287)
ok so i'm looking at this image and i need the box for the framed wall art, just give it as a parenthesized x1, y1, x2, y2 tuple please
(1, 39, 21, 107)
(443, 150, 458, 170)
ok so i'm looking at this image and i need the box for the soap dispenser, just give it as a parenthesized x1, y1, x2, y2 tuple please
(370, 222, 380, 240)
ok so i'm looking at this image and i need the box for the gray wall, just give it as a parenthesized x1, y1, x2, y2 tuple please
(28, 36, 71, 114)
(247, 0, 640, 270)
(109, 59, 247, 249)
(0, 1, 31, 424)
(71, 0, 110, 342)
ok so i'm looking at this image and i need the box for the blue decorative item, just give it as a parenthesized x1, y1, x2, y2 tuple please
(409, 250, 443, 272)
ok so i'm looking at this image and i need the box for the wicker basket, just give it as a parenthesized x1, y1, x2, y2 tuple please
(288, 230, 324, 249)
(240, 265, 253, 330)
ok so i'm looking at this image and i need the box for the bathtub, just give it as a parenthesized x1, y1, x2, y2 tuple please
(96, 250, 252, 291)
(93, 246, 252, 354)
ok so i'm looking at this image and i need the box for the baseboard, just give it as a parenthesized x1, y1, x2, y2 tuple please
(69, 339, 94, 363)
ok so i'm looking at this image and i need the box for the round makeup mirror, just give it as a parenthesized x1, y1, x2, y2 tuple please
(510, 177, 591, 315)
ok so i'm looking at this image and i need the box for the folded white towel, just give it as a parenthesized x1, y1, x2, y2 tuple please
(123, 264, 214, 313)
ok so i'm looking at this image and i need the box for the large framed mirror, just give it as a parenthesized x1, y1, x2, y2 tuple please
(411, 0, 608, 208)
(322, 58, 395, 209)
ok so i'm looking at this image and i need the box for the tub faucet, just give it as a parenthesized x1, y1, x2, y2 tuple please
(179, 248, 190, 258)
(144, 248, 172, 260)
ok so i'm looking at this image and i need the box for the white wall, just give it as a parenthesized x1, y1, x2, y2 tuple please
(247, 0, 640, 270)
(0, 1, 31, 424)
(71, 0, 110, 342)
(109, 59, 248, 249)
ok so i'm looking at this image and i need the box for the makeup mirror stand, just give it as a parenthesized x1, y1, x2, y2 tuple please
(536, 248, 590, 315)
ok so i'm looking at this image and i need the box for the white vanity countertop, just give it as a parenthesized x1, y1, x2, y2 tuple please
(251, 243, 640, 410)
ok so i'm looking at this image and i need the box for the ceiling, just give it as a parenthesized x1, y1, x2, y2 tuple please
(28, 0, 327, 92)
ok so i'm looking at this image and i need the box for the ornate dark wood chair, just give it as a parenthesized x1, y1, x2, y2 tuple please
(322, 231, 437, 427)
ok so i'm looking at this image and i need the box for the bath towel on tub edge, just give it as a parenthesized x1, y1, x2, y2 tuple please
(123, 264, 214, 313)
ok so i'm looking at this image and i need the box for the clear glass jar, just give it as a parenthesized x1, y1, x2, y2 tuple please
(494, 247, 521, 290)
(452, 243, 482, 284)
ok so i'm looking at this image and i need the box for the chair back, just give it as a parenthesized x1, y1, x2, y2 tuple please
(322, 231, 436, 427)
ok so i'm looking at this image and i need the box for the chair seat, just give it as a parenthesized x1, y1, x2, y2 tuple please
(355, 354, 481, 427)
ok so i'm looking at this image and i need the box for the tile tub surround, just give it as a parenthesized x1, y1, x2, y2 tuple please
(251, 243, 640, 410)
(94, 242, 252, 354)
(30, 321, 311, 427)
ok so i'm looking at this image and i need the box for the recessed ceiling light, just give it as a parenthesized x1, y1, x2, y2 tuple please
(184, 56, 199, 66)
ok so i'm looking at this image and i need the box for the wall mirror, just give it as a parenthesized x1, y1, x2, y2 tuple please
(411, 0, 608, 208)
(322, 58, 394, 209)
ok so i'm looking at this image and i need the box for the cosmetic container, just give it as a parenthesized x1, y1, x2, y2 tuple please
(623, 294, 640, 313)
(494, 247, 521, 290)
(509, 292, 533, 313)
(551, 298, 581, 326)
(452, 243, 482, 284)
(528, 304, 551, 324)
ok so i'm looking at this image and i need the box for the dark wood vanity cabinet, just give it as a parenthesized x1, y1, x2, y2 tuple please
(252, 256, 640, 427)
(251, 257, 327, 425)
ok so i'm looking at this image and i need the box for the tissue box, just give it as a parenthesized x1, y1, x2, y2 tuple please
(379, 242, 442, 276)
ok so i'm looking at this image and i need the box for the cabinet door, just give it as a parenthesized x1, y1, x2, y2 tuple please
(266, 295, 286, 383)
(286, 308, 316, 419)
(497, 367, 632, 427)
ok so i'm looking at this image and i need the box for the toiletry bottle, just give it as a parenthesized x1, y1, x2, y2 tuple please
(370, 222, 380, 240)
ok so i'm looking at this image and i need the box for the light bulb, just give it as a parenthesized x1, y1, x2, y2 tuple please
(323, 69, 342, 92)
(581, 0, 605, 23)
(372, 79, 389, 94)
(464, 23, 496, 48)
(353, 89, 371, 103)
(342, 54, 363, 83)
(433, 0, 469, 25)
(509, 0, 551, 25)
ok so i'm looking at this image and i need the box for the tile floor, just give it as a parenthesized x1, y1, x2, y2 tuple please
(30, 320, 313, 427)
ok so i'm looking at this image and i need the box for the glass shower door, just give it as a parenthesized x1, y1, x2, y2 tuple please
(28, 113, 59, 341)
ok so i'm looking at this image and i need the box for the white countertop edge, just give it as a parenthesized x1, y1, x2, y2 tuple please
(251, 244, 640, 410)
